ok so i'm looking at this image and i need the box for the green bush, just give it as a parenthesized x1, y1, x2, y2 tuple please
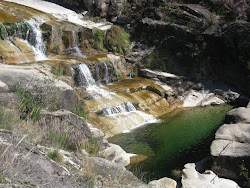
(93, 26, 130, 55)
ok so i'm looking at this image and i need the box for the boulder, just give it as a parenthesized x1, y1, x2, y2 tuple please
(210, 105, 250, 187)
(148, 177, 177, 188)
(99, 143, 130, 167)
(0, 131, 92, 188)
(41, 109, 92, 138)
(0, 64, 81, 111)
(225, 107, 250, 124)
(82, 155, 147, 188)
(182, 163, 240, 188)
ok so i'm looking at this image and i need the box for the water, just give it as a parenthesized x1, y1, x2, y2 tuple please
(97, 101, 136, 116)
(78, 64, 96, 88)
(104, 62, 109, 84)
(108, 105, 232, 182)
(26, 19, 47, 61)
(72, 31, 85, 58)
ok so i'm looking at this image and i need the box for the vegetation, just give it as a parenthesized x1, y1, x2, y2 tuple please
(51, 63, 72, 77)
(51, 45, 60, 54)
(93, 26, 130, 55)
(48, 149, 63, 163)
(0, 22, 30, 39)
(11, 85, 43, 122)
(146, 50, 166, 70)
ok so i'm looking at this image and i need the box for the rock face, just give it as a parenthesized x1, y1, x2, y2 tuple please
(0, 64, 81, 111)
(148, 177, 177, 188)
(182, 163, 240, 188)
(210, 105, 250, 187)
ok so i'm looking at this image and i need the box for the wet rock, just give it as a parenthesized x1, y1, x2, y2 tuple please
(148, 177, 177, 188)
(182, 163, 240, 188)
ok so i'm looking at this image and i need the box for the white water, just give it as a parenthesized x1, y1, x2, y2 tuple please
(26, 19, 47, 61)
(72, 31, 85, 58)
(77, 63, 159, 128)
(100, 101, 136, 116)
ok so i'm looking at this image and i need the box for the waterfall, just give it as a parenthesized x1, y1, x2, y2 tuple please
(78, 64, 96, 88)
(94, 63, 101, 85)
(104, 62, 109, 84)
(26, 19, 47, 61)
(97, 101, 136, 116)
(72, 31, 85, 58)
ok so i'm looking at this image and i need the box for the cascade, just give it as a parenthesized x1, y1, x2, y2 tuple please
(72, 31, 85, 58)
(94, 63, 101, 85)
(78, 64, 96, 88)
(97, 101, 136, 116)
(104, 62, 110, 84)
(26, 19, 47, 61)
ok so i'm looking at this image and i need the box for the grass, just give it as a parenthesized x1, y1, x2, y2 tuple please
(48, 149, 63, 163)
(10, 85, 43, 122)
(0, 105, 18, 131)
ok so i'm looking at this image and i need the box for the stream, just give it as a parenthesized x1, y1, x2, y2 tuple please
(109, 105, 232, 182)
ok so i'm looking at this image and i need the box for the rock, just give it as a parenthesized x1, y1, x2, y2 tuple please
(225, 107, 250, 124)
(82, 155, 147, 188)
(0, 80, 8, 92)
(99, 143, 130, 167)
(41, 109, 92, 138)
(148, 177, 177, 188)
(210, 106, 250, 186)
(247, 102, 250, 108)
(0, 131, 92, 188)
(0, 80, 18, 107)
(182, 89, 224, 107)
(182, 163, 240, 188)
(0, 64, 81, 111)
(140, 68, 180, 82)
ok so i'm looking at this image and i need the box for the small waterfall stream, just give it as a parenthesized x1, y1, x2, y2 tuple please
(76, 63, 159, 134)
(26, 19, 47, 61)
(72, 31, 85, 58)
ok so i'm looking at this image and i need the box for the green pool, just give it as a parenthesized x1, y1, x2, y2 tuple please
(108, 105, 232, 182)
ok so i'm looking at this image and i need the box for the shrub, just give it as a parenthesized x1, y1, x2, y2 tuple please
(38, 117, 87, 151)
(48, 149, 63, 163)
(104, 26, 130, 55)
(146, 50, 166, 70)
(0, 106, 18, 131)
(93, 26, 130, 55)
(51, 45, 60, 54)
(11, 85, 43, 122)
